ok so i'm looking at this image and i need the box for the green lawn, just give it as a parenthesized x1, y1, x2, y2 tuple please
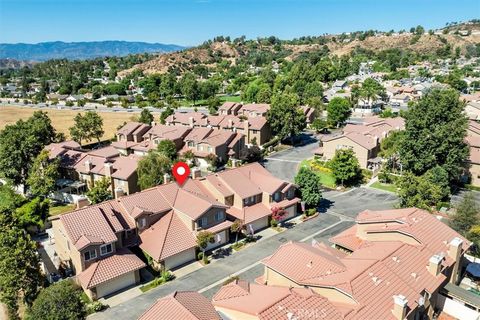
(179, 95, 241, 107)
(370, 181, 397, 193)
(299, 159, 336, 189)
(49, 203, 75, 216)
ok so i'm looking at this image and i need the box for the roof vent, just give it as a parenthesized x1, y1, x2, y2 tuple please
(392, 256, 400, 263)
(411, 272, 418, 280)
(306, 261, 313, 268)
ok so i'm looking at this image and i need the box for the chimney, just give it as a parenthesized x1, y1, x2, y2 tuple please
(448, 237, 464, 284)
(114, 188, 124, 199)
(104, 162, 114, 176)
(228, 119, 233, 128)
(244, 120, 250, 142)
(392, 295, 408, 320)
(151, 121, 156, 127)
(189, 116, 194, 128)
(163, 173, 171, 184)
(231, 159, 238, 168)
(191, 167, 202, 179)
(428, 254, 443, 276)
(84, 160, 92, 172)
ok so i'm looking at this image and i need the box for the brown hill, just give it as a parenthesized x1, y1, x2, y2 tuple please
(120, 27, 480, 76)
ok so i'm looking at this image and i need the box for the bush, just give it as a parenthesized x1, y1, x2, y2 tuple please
(262, 137, 280, 149)
(161, 270, 175, 282)
(270, 219, 278, 227)
(305, 208, 317, 217)
(86, 301, 108, 314)
(197, 252, 204, 261)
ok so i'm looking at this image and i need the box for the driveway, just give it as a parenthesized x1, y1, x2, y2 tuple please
(263, 133, 319, 182)
(89, 187, 398, 320)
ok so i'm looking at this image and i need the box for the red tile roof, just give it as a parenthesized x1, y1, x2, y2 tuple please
(77, 249, 145, 289)
(139, 210, 197, 261)
(139, 291, 220, 320)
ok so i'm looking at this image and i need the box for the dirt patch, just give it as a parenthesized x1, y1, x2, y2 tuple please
(0, 106, 137, 141)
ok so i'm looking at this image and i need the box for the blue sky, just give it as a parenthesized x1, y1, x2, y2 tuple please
(0, 0, 478, 46)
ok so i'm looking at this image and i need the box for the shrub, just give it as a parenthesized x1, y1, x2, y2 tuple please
(87, 301, 107, 314)
(305, 208, 317, 217)
(197, 252, 204, 261)
(270, 219, 278, 227)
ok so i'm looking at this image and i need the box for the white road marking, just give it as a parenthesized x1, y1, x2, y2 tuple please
(198, 215, 347, 293)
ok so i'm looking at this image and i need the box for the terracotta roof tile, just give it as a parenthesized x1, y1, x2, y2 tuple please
(77, 249, 145, 289)
(139, 291, 220, 320)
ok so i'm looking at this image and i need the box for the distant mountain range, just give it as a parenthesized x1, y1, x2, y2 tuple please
(0, 41, 185, 61)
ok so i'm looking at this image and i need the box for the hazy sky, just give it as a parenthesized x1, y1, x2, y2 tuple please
(0, 0, 478, 46)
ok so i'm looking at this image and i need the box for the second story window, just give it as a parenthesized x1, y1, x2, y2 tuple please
(273, 192, 282, 202)
(84, 249, 97, 261)
(214, 211, 224, 222)
(198, 217, 208, 228)
(100, 243, 113, 256)
(138, 218, 146, 229)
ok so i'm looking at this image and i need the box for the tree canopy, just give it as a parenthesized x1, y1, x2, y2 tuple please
(267, 93, 306, 143)
(330, 149, 362, 186)
(138, 108, 154, 125)
(294, 167, 322, 207)
(396, 172, 443, 210)
(27, 150, 59, 198)
(137, 152, 172, 190)
(0, 111, 56, 188)
(157, 140, 177, 161)
(326, 97, 351, 127)
(26, 280, 86, 320)
(399, 89, 468, 182)
(450, 192, 479, 236)
(86, 177, 113, 204)
(69, 111, 104, 144)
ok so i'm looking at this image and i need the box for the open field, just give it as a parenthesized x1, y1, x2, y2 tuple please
(0, 106, 137, 141)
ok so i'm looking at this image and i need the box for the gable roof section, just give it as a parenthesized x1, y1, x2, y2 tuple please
(139, 291, 220, 320)
(139, 210, 197, 261)
(77, 248, 145, 289)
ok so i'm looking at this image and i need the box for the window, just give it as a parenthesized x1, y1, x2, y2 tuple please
(188, 141, 194, 147)
(138, 218, 146, 229)
(100, 243, 113, 256)
(274, 192, 281, 202)
(84, 249, 97, 261)
(214, 211, 224, 222)
(199, 217, 208, 227)
(208, 146, 213, 152)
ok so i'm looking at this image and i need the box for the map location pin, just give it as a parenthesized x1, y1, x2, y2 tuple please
(172, 162, 190, 186)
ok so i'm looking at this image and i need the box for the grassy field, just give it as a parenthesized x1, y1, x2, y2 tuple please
(49, 203, 75, 216)
(0, 106, 137, 140)
(180, 95, 241, 106)
(370, 181, 397, 193)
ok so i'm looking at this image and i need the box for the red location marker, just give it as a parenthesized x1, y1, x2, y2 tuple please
(172, 162, 190, 186)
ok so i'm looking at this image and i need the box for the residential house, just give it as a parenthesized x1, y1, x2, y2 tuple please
(319, 117, 405, 169)
(390, 93, 411, 108)
(218, 102, 243, 116)
(465, 120, 480, 186)
(180, 127, 245, 167)
(66, 94, 85, 102)
(465, 101, 480, 121)
(139, 291, 220, 320)
(239, 103, 270, 117)
(259, 207, 471, 320)
(201, 163, 299, 232)
(300, 105, 316, 124)
(52, 164, 299, 299)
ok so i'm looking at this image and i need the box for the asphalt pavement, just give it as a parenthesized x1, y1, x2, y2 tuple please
(88, 187, 398, 320)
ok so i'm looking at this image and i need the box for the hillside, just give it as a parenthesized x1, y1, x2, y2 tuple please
(0, 41, 185, 61)
(0, 58, 36, 69)
(120, 29, 480, 76)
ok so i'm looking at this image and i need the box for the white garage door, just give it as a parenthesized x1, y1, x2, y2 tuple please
(284, 205, 297, 220)
(164, 248, 196, 270)
(96, 271, 136, 298)
(248, 217, 268, 232)
(205, 230, 227, 251)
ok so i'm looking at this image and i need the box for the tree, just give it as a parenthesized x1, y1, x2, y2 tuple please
(14, 197, 50, 230)
(196, 231, 215, 264)
(138, 108, 153, 125)
(326, 97, 351, 127)
(86, 177, 112, 204)
(267, 93, 306, 144)
(0, 219, 42, 319)
(398, 89, 468, 182)
(271, 206, 287, 225)
(137, 152, 172, 190)
(157, 140, 177, 161)
(0, 111, 56, 188)
(69, 111, 104, 144)
(359, 78, 385, 106)
(207, 96, 221, 114)
(396, 173, 443, 210)
(26, 280, 86, 320)
(160, 106, 174, 125)
(311, 118, 328, 133)
(239, 145, 263, 163)
(294, 167, 322, 207)
(181, 73, 199, 105)
(27, 150, 59, 198)
(424, 166, 450, 200)
(450, 192, 479, 236)
(230, 219, 244, 244)
(330, 149, 361, 186)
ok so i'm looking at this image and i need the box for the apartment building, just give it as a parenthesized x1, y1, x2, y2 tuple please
(240, 207, 471, 320)
(52, 163, 299, 299)
(320, 116, 405, 169)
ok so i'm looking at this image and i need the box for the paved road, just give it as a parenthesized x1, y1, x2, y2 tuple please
(89, 187, 398, 320)
(263, 134, 319, 182)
